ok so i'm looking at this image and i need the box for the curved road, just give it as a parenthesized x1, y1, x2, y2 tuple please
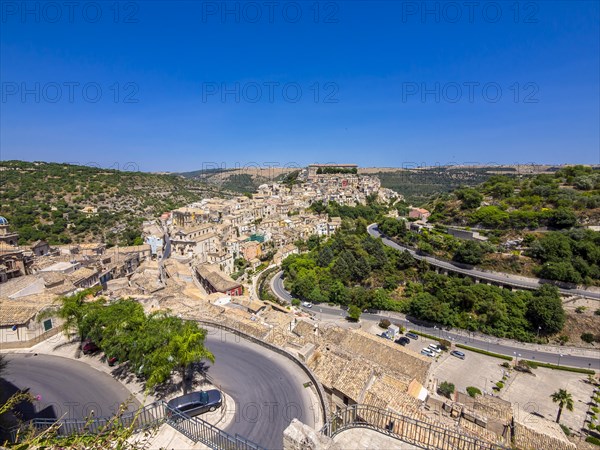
(205, 328, 316, 449)
(271, 272, 600, 370)
(2, 331, 316, 450)
(1, 354, 138, 421)
(367, 223, 600, 300)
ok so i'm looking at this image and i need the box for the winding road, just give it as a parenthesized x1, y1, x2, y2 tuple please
(204, 328, 316, 449)
(1, 354, 139, 421)
(367, 223, 600, 300)
(271, 272, 600, 371)
(2, 330, 316, 450)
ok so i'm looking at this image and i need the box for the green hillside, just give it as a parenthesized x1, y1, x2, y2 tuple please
(0, 161, 227, 246)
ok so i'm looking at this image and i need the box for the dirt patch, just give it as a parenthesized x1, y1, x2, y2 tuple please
(557, 313, 600, 347)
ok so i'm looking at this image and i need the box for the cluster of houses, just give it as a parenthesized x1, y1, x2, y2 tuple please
(167, 166, 401, 293)
(0, 216, 154, 347)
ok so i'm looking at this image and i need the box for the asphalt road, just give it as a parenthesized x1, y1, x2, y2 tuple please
(1, 354, 138, 421)
(367, 223, 600, 300)
(204, 329, 316, 450)
(271, 272, 600, 370)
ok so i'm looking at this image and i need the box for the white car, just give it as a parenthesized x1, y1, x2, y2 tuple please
(421, 348, 435, 357)
(428, 343, 442, 354)
(301, 301, 313, 308)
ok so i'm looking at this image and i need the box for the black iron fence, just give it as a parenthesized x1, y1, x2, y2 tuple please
(1, 401, 264, 450)
(321, 404, 507, 450)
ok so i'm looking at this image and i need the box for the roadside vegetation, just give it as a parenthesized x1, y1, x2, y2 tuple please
(282, 216, 567, 343)
(393, 165, 600, 286)
(42, 289, 214, 393)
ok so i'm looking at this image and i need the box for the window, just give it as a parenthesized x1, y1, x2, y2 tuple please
(43, 319, 53, 332)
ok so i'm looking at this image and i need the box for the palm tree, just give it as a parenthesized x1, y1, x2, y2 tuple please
(550, 389, 574, 423)
(169, 321, 215, 394)
(146, 320, 215, 394)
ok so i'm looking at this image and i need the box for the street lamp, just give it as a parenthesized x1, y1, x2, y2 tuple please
(514, 352, 521, 365)
(537, 326, 541, 339)
(558, 353, 563, 366)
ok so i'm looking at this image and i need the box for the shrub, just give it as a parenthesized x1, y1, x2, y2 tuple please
(455, 344, 513, 361)
(438, 381, 455, 399)
(438, 339, 451, 351)
(595, 308, 600, 316)
(592, 407, 600, 414)
(576, 306, 587, 314)
(558, 335, 569, 345)
(522, 360, 595, 375)
(559, 424, 571, 436)
(501, 362, 511, 368)
(582, 333, 596, 344)
(466, 386, 482, 398)
(291, 299, 301, 306)
(379, 319, 391, 329)
(495, 381, 505, 390)
(586, 435, 600, 446)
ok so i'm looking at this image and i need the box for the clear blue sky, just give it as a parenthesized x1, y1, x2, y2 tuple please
(1, 1, 599, 172)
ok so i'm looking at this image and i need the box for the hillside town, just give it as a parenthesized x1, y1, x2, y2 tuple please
(1, 164, 591, 450)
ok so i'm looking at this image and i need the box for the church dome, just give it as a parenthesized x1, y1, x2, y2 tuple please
(0, 216, 8, 225)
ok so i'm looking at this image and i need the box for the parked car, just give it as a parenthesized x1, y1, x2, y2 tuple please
(301, 302, 313, 308)
(420, 348, 435, 357)
(428, 343, 442, 354)
(395, 337, 410, 346)
(379, 332, 391, 340)
(450, 350, 466, 360)
(406, 332, 419, 340)
(81, 339, 99, 355)
(167, 390, 222, 418)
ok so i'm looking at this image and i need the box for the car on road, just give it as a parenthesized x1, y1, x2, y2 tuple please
(406, 332, 419, 340)
(301, 302, 313, 308)
(362, 308, 379, 314)
(450, 350, 466, 360)
(420, 348, 435, 357)
(395, 337, 410, 346)
(167, 389, 222, 418)
(81, 340, 99, 355)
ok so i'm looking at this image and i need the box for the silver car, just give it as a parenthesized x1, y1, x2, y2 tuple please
(167, 390, 222, 418)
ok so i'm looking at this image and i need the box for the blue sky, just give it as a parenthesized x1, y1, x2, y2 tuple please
(1, 0, 599, 172)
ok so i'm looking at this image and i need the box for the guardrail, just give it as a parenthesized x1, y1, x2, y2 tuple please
(164, 402, 264, 450)
(1, 400, 165, 444)
(190, 318, 330, 425)
(1, 401, 265, 450)
(320, 404, 507, 450)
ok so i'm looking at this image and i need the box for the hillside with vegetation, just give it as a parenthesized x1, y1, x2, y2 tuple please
(0, 161, 226, 246)
(379, 166, 600, 286)
(367, 166, 526, 204)
(282, 218, 568, 343)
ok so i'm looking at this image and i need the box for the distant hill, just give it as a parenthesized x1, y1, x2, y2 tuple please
(0, 161, 228, 246)
(178, 164, 568, 202)
(179, 166, 297, 193)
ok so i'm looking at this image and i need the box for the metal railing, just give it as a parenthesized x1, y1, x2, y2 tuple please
(320, 404, 508, 450)
(163, 403, 264, 450)
(1, 401, 165, 444)
(2, 401, 264, 450)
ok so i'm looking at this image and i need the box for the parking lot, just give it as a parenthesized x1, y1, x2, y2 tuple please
(367, 323, 595, 433)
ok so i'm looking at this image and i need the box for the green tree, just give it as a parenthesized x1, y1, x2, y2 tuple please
(147, 321, 215, 393)
(347, 305, 362, 321)
(526, 285, 565, 334)
(551, 389, 574, 423)
(453, 240, 486, 265)
(438, 381, 455, 399)
(470, 206, 510, 228)
(456, 188, 483, 209)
